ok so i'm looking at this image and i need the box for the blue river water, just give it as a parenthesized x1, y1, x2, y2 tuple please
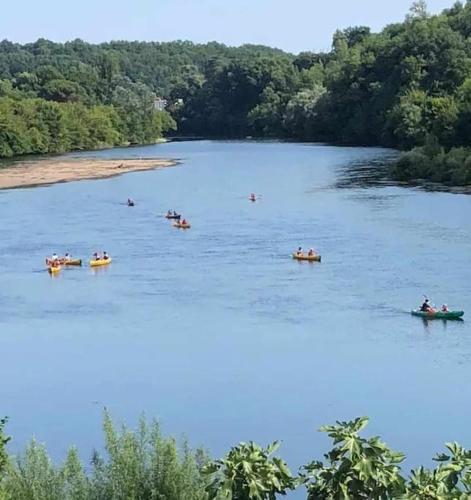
(1, 140, 471, 485)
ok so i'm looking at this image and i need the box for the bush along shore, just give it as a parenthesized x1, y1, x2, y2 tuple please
(392, 140, 471, 187)
(1, 414, 471, 499)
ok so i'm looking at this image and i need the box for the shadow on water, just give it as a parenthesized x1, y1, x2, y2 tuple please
(333, 150, 471, 195)
(333, 154, 399, 190)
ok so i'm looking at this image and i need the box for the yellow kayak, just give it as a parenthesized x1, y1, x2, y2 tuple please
(89, 258, 112, 267)
(292, 253, 321, 262)
(48, 265, 61, 274)
(173, 222, 191, 229)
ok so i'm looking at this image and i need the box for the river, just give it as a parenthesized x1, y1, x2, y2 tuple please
(1, 140, 470, 485)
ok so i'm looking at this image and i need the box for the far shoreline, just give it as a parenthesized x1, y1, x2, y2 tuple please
(0, 157, 178, 191)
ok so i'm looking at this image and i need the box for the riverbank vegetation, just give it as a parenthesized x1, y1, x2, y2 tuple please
(0, 65, 176, 157)
(1, 1, 471, 184)
(392, 142, 471, 186)
(2, 414, 471, 499)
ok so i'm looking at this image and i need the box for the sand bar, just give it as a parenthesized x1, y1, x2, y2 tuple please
(0, 157, 177, 190)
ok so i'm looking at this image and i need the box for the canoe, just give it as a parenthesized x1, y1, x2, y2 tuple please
(63, 259, 82, 266)
(48, 265, 61, 274)
(46, 258, 82, 266)
(165, 214, 181, 220)
(89, 258, 112, 267)
(292, 253, 321, 262)
(411, 310, 464, 320)
(173, 222, 191, 229)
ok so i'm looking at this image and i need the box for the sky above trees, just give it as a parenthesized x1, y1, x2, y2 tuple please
(1, 0, 454, 53)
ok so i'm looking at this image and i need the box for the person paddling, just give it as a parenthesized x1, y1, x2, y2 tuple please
(296, 247, 303, 256)
(127, 198, 134, 206)
(420, 298, 433, 312)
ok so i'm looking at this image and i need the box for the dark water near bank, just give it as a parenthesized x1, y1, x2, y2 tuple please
(1, 141, 470, 489)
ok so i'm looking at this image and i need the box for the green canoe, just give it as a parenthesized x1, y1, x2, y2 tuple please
(411, 310, 464, 320)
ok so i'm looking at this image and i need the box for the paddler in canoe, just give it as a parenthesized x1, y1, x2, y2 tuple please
(127, 198, 135, 207)
(91, 251, 110, 261)
(46, 255, 61, 273)
(420, 297, 434, 313)
(64, 253, 71, 262)
(174, 218, 191, 228)
(166, 210, 181, 220)
(249, 193, 257, 202)
(48, 259, 60, 268)
(292, 247, 321, 262)
(45, 253, 60, 266)
(90, 251, 112, 267)
(412, 297, 464, 320)
(420, 300, 449, 314)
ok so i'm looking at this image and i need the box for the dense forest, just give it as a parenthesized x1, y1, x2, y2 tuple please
(1, 414, 471, 499)
(1, 1, 471, 184)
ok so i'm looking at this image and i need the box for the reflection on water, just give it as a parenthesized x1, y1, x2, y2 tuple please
(335, 150, 471, 195)
(419, 317, 464, 331)
(333, 154, 398, 189)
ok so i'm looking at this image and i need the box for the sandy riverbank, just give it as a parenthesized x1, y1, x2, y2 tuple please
(0, 157, 177, 190)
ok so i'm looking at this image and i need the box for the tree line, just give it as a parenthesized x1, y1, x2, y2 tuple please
(1, 414, 470, 499)
(1, 1, 471, 184)
(0, 42, 179, 157)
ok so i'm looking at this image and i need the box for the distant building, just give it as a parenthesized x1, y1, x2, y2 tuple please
(154, 97, 167, 111)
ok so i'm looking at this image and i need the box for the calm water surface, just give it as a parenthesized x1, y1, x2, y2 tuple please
(1, 141, 471, 480)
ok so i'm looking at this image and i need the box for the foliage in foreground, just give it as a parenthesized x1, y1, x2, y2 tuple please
(302, 417, 406, 499)
(204, 441, 295, 499)
(0, 411, 207, 500)
(1, 414, 471, 499)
